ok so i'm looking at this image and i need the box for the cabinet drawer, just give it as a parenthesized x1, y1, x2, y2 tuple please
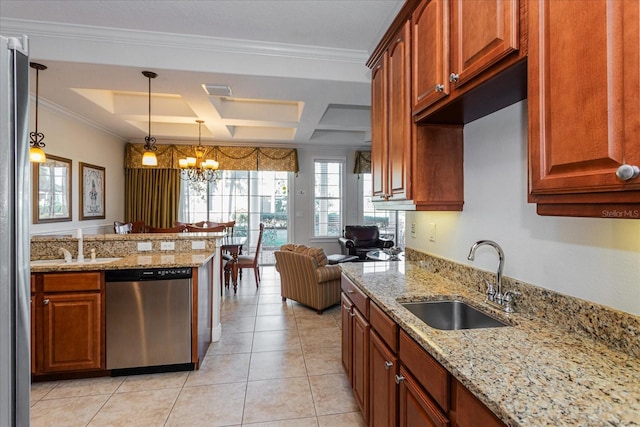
(399, 330, 449, 412)
(370, 302, 398, 353)
(43, 272, 102, 292)
(341, 275, 369, 318)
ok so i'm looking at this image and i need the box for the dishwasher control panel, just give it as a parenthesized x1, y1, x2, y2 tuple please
(106, 267, 192, 282)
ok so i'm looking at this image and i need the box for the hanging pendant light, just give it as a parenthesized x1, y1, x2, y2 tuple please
(29, 62, 47, 163)
(179, 120, 219, 183)
(141, 71, 158, 166)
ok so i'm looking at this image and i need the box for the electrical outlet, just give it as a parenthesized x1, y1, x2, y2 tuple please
(191, 240, 205, 250)
(411, 223, 416, 238)
(428, 223, 436, 242)
(160, 241, 175, 251)
(137, 241, 152, 251)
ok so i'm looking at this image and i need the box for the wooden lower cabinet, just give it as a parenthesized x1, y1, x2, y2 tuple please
(398, 365, 449, 427)
(369, 330, 398, 427)
(451, 379, 504, 427)
(32, 272, 105, 375)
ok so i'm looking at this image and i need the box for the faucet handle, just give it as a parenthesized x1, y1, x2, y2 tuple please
(484, 280, 496, 302)
(502, 290, 521, 313)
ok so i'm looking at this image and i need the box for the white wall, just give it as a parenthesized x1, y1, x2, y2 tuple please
(406, 101, 640, 316)
(30, 103, 126, 235)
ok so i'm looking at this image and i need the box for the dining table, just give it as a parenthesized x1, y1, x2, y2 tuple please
(221, 236, 247, 291)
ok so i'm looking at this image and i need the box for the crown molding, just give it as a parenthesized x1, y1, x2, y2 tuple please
(1, 18, 369, 64)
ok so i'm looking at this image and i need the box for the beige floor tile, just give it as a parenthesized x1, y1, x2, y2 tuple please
(42, 377, 125, 399)
(295, 314, 339, 330)
(165, 382, 246, 426)
(257, 286, 281, 295)
(30, 381, 58, 404)
(208, 332, 254, 355)
(303, 346, 344, 376)
(317, 411, 366, 427)
(221, 304, 258, 319)
(299, 327, 342, 352)
(243, 377, 316, 424)
(254, 314, 297, 332)
(223, 295, 260, 305)
(116, 371, 188, 393)
(257, 303, 293, 316)
(31, 395, 110, 427)
(249, 349, 307, 381)
(243, 417, 319, 426)
(258, 294, 289, 305)
(185, 353, 250, 387)
(309, 374, 359, 416)
(252, 329, 301, 353)
(223, 315, 257, 334)
(87, 388, 180, 426)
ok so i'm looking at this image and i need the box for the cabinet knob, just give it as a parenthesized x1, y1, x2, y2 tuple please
(43, 299, 49, 305)
(394, 374, 405, 384)
(449, 73, 459, 83)
(349, 312, 355, 318)
(435, 84, 444, 92)
(615, 164, 640, 181)
(384, 361, 394, 370)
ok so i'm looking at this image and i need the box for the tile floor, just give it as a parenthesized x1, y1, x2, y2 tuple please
(30, 266, 365, 426)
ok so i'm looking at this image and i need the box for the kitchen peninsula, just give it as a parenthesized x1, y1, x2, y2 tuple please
(340, 255, 640, 426)
(30, 231, 225, 379)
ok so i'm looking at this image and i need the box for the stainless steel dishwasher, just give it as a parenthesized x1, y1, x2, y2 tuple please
(105, 268, 192, 373)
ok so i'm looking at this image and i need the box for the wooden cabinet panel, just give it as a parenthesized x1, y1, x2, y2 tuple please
(41, 292, 102, 372)
(450, 0, 519, 88)
(341, 274, 369, 317)
(528, 0, 640, 216)
(371, 54, 388, 200)
(43, 271, 102, 292)
(370, 302, 398, 353)
(412, 0, 449, 113)
(451, 379, 504, 427)
(352, 308, 370, 422)
(399, 366, 450, 427)
(341, 293, 353, 379)
(370, 330, 398, 427)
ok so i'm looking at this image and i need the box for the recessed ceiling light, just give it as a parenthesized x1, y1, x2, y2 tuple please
(202, 84, 232, 97)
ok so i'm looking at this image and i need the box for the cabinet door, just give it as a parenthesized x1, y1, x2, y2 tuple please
(371, 54, 388, 201)
(352, 308, 370, 422)
(450, 0, 519, 88)
(370, 330, 398, 427)
(387, 21, 412, 201)
(42, 292, 102, 372)
(529, 0, 640, 210)
(341, 293, 354, 380)
(398, 366, 450, 427)
(452, 379, 504, 427)
(412, 0, 449, 114)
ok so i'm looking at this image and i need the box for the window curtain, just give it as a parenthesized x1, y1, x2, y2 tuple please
(124, 168, 181, 228)
(354, 151, 371, 174)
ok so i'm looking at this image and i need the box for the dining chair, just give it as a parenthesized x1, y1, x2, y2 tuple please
(114, 221, 132, 234)
(234, 223, 264, 288)
(185, 224, 226, 232)
(146, 225, 187, 233)
(222, 220, 236, 237)
(130, 221, 146, 233)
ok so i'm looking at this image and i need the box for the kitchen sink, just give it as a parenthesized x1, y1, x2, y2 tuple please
(31, 257, 123, 267)
(400, 300, 508, 330)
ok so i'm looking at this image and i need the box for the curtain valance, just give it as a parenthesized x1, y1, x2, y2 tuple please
(125, 143, 299, 172)
(354, 151, 371, 174)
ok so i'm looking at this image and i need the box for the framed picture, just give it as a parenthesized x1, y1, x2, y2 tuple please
(79, 162, 105, 220)
(33, 154, 72, 223)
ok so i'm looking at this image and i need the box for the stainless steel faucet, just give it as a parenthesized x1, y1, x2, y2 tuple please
(467, 240, 505, 304)
(59, 247, 72, 263)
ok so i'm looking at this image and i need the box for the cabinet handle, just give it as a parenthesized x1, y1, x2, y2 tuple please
(449, 73, 459, 83)
(395, 374, 405, 384)
(349, 312, 355, 318)
(43, 299, 49, 305)
(384, 361, 394, 370)
(347, 289, 354, 294)
(616, 164, 640, 181)
(396, 37, 402, 44)
(435, 84, 444, 92)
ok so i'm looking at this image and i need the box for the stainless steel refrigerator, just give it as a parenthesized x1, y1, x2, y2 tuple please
(0, 35, 31, 426)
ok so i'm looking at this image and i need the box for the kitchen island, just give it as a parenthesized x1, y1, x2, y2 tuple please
(340, 260, 640, 426)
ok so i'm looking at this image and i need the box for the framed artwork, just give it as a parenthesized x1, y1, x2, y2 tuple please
(79, 162, 105, 220)
(33, 154, 72, 223)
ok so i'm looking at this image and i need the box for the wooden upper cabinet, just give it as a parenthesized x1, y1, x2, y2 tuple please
(387, 21, 412, 202)
(528, 0, 640, 217)
(412, 0, 449, 113)
(449, 0, 519, 88)
(371, 55, 388, 201)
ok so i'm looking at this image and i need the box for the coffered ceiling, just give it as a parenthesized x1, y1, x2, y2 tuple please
(0, 0, 403, 147)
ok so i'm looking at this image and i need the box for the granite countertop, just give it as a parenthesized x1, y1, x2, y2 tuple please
(30, 251, 216, 273)
(340, 261, 640, 427)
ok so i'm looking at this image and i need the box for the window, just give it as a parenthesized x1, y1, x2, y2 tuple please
(361, 174, 405, 248)
(314, 159, 343, 237)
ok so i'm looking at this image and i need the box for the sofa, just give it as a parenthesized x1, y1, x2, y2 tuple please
(338, 225, 394, 260)
(274, 244, 342, 314)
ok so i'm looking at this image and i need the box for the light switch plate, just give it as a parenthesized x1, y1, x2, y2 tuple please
(137, 241, 152, 251)
(428, 223, 436, 242)
(160, 241, 175, 251)
(411, 223, 416, 238)
(191, 240, 205, 250)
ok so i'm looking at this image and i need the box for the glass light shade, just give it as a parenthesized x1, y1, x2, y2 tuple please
(187, 157, 196, 167)
(178, 158, 188, 168)
(29, 147, 46, 163)
(206, 159, 219, 169)
(142, 151, 158, 166)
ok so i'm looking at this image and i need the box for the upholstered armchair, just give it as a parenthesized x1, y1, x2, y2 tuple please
(275, 244, 342, 314)
(338, 225, 394, 260)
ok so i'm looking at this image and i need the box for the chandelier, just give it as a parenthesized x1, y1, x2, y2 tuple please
(29, 62, 48, 163)
(141, 70, 158, 166)
(179, 120, 219, 182)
